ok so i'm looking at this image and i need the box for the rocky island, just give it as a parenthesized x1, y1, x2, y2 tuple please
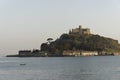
(6, 25, 120, 57)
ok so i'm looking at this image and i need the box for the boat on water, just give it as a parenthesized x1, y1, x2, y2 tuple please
(20, 63, 26, 65)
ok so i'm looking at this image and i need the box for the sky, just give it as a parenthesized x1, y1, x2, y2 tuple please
(0, 0, 120, 56)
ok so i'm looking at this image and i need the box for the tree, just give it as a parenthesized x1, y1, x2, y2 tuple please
(47, 38, 53, 44)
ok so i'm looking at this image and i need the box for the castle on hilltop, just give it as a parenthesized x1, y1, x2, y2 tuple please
(69, 25, 91, 35)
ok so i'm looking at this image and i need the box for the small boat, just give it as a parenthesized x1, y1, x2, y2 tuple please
(20, 63, 26, 65)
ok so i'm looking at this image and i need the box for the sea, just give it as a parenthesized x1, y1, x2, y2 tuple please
(0, 56, 120, 80)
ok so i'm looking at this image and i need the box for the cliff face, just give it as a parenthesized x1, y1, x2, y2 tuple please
(41, 33, 120, 54)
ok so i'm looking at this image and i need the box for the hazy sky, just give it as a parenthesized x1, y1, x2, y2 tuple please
(0, 0, 120, 56)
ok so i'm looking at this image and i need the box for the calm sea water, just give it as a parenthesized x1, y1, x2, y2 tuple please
(0, 56, 120, 80)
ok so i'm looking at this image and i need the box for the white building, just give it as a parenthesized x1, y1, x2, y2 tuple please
(63, 50, 98, 56)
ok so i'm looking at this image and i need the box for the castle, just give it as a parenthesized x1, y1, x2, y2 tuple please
(69, 25, 91, 35)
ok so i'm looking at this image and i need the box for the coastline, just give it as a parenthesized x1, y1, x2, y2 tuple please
(6, 53, 115, 57)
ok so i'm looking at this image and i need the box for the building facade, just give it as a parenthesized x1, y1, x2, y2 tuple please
(63, 50, 98, 56)
(19, 50, 32, 57)
(69, 25, 91, 35)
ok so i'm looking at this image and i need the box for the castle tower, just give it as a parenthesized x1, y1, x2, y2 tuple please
(69, 29, 72, 34)
(79, 25, 82, 30)
(79, 25, 83, 35)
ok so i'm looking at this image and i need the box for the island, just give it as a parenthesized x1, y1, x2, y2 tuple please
(6, 25, 120, 57)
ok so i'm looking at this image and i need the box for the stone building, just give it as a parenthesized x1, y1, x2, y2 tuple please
(69, 25, 91, 35)
(63, 50, 98, 56)
(19, 50, 32, 57)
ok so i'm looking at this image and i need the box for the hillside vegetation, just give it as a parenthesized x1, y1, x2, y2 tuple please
(41, 33, 120, 54)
